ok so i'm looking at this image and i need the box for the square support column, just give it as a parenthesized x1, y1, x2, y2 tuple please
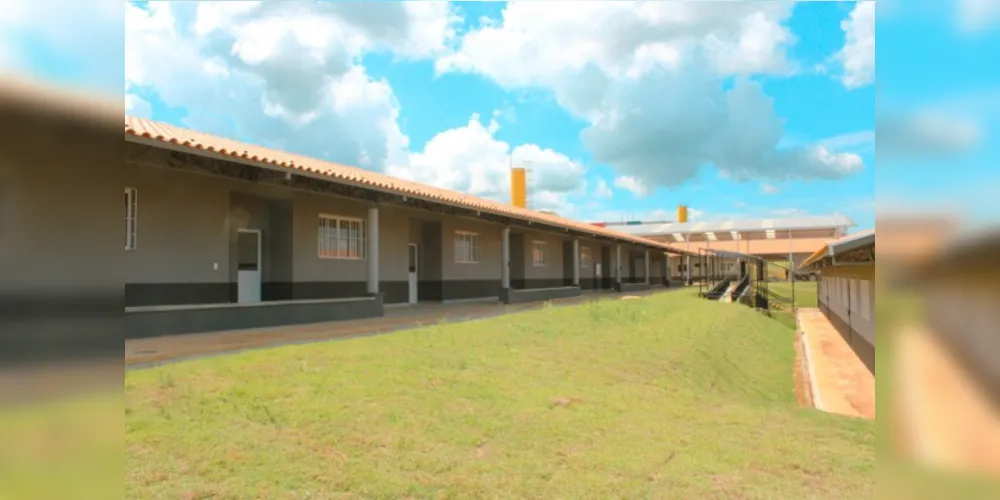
(644, 250, 650, 285)
(572, 238, 580, 286)
(664, 254, 670, 285)
(501, 227, 511, 290)
(615, 245, 622, 289)
(367, 207, 379, 295)
(686, 255, 691, 285)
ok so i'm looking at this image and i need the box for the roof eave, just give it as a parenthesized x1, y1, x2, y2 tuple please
(125, 133, 696, 256)
(829, 233, 876, 256)
(627, 222, 854, 237)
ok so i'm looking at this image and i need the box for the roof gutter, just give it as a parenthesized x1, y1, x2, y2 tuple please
(627, 223, 853, 236)
(799, 244, 830, 269)
(829, 232, 876, 256)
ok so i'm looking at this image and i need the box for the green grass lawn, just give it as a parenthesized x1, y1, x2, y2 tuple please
(126, 290, 874, 498)
(766, 281, 818, 329)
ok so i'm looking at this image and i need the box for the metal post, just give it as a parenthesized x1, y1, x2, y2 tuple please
(698, 250, 703, 296)
(367, 207, 379, 294)
(787, 229, 793, 282)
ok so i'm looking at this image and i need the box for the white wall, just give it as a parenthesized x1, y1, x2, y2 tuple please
(820, 275, 874, 345)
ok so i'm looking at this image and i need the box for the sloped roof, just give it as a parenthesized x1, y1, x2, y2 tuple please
(614, 214, 855, 236)
(829, 228, 875, 255)
(800, 228, 876, 268)
(124, 116, 694, 255)
(0, 76, 121, 126)
(705, 249, 766, 262)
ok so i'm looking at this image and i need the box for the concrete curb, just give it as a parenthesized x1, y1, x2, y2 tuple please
(796, 310, 824, 412)
(799, 332, 824, 412)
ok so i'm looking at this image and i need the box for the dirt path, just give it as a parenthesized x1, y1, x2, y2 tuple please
(894, 325, 1000, 476)
(796, 308, 875, 419)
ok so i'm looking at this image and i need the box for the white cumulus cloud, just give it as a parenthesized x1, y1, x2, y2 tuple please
(613, 176, 650, 198)
(957, 0, 1000, 33)
(593, 178, 614, 198)
(124, 1, 462, 175)
(877, 109, 982, 158)
(387, 113, 587, 213)
(437, 2, 865, 190)
(835, 1, 875, 89)
(760, 183, 780, 195)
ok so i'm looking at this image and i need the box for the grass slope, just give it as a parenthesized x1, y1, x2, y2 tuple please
(126, 290, 873, 499)
(767, 282, 818, 329)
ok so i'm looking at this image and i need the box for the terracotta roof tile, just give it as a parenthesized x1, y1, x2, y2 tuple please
(124, 115, 692, 256)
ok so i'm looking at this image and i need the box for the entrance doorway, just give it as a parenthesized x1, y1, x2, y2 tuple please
(408, 243, 418, 304)
(237, 229, 262, 303)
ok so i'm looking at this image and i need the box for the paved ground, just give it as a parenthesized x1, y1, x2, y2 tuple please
(797, 308, 875, 419)
(894, 325, 1000, 476)
(126, 288, 671, 369)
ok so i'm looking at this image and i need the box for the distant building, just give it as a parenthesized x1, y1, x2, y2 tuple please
(614, 214, 854, 281)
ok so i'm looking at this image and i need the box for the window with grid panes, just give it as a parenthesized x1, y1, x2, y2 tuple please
(580, 246, 592, 268)
(318, 215, 366, 259)
(454, 231, 480, 263)
(532, 241, 548, 266)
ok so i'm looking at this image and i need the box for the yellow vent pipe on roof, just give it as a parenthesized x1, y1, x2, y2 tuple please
(511, 167, 527, 208)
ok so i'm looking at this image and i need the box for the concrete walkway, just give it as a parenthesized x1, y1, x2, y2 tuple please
(894, 325, 1000, 476)
(797, 308, 875, 419)
(126, 288, 673, 369)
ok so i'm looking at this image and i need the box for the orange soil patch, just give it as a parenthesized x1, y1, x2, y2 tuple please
(797, 308, 875, 419)
(894, 325, 1000, 476)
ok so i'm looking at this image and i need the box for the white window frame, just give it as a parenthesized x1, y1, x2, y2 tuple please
(532, 240, 549, 267)
(318, 214, 366, 260)
(454, 231, 481, 264)
(580, 246, 592, 268)
(125, 187, 137, 250)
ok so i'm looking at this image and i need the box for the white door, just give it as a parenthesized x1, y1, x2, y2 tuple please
(237, 229, 262, 303)
(408, 243, 418, 304)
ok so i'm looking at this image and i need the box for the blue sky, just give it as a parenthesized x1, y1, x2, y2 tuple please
(359, 1, 877, 228)
(3, 1, 918, 232)
(876, 0, 1000, 229)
